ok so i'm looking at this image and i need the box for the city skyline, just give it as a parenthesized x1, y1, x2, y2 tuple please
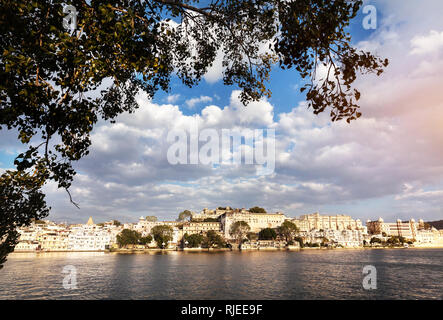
(35, 206, 442, 226)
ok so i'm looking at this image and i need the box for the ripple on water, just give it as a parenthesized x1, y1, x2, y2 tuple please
(0, 249, 442, 299)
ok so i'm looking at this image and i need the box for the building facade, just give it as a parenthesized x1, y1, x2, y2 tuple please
(220, 210, 287, 239)
(292, 212, 364, 232)
(182, 221, 223, 235)
(366, 218, 418, 239)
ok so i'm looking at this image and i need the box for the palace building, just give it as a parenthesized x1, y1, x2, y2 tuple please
(291, 212, 364, 232)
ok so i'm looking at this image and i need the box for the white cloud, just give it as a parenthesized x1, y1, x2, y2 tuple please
(166, 94, 181, 103)
(410, 30, 443, 55)
(185, 95, 213, 109)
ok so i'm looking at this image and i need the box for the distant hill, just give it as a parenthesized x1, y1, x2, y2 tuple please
(427, 220, 443, 230)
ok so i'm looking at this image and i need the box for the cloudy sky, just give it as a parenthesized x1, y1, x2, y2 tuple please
(2, 0, 443, 224)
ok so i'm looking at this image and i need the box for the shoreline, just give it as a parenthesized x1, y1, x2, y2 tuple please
(11, 245, 443, 254)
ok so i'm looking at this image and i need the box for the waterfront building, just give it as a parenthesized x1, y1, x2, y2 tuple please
(38, 231, 69, 251)
(67, 228, 111, 251)
(17, 227, 38, 242)
(191, 207, 235, 221)
(133, 216, 182, 235)
(292, 212, 364, 232)
(182, 221, 223, 235)
(67, 218, 111, 251)
(415, 229, 434, 244)
(220, 209, 287, 239)
(365, 218, 443, 247)
(366, 218, 418, 239)
(301, 229, 366, 247)
(15, 241, 40, 251)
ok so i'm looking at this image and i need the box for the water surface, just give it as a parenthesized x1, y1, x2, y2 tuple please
(1, 249, 442, 299)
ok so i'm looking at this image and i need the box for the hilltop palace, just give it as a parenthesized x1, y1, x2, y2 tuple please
(14, 207, 443, 252)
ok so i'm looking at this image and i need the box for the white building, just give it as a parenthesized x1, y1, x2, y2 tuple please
(67, 217, 111, 251)
(302, 229, 367, 247)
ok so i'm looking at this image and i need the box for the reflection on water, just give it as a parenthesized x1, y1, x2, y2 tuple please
(1, 249, 442, 299)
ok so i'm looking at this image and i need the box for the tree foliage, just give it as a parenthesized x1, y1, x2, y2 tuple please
(229, 221, 251, 244)
(278, 220, 300, 242)
(0, 171, 49, 269)
(115, 229, 153, 247)
(0, 0, 388, 263)
(293, 236, 304, 248)
(183, 232, 204, 248)
(370, 237, 382, 244)
(203, 230, 226, 248)
(145, 216, 158, 222)
(177, 210, 192, 222)
(139, 234, 153, 245)
(151, 225, 173, 248)
(116, 229, 141, 247)
(246, 232, 258, 241)
(258, 227, 277, 240)
(248, 206, 267, 213)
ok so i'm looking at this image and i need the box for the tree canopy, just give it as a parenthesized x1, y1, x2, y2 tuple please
(116, 229, 141, 247)
(258, 227, 277, 240)
(0, 171, 49, 268)
(116, 229, 152, 247)
(203, 230, 226, 248)
(151, 225, 173, 248)
(0, 0, 387, 267)
(177, 210, 192, 222)
(183, 233, 204, 248)
(278, 220, 300, 242)
(248, 206, 267, 213)
(229, 221, 251, 244)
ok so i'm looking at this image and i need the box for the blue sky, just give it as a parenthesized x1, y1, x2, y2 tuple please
(2, 0, 443, 224)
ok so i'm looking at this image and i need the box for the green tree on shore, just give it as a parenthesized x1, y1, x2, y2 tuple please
(203, 230, 226, 248)
(116, 229, 141, 247)
(151, 225, 173, 248)
(183, 233, 204, 248)
(229, 221, 251, 247)
(139, 235, 153, 246)
(258, 228, 277, 240)
(247, 232, 258, 241)
(278, 221, 300, 242)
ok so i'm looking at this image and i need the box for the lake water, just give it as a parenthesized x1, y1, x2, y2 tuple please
(1, 249, 442, 299)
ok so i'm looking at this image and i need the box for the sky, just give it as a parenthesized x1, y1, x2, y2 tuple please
(1, 0, 443, 224)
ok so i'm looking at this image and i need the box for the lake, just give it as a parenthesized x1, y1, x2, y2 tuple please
(1, 248, 442, 299)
